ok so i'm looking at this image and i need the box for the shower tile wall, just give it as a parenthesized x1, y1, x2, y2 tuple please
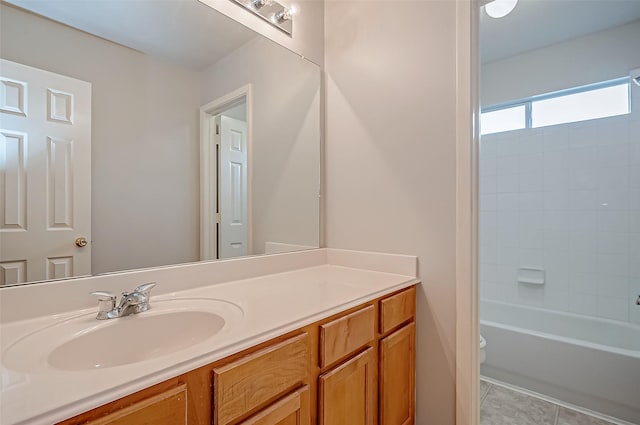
(480, 112, 640, 325)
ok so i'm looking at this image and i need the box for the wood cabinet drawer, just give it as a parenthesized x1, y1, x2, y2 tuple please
(213, 333, 309, 425)
(238, 386, 310, 425)
(319, 305, 375, 368)
(84, 385, 187, 425)
(379, 287, 416, 334)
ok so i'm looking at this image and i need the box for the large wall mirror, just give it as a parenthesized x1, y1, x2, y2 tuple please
(0, 0, 321, 287)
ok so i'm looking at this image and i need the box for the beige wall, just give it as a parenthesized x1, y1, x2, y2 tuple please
(201, 37, 321, 253)
(482, 19, 640, 106)
(1, 4, 202, 275)
(325, 1, 459, 423)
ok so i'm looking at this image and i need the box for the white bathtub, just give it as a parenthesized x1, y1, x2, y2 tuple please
(480, 300, 640, 424)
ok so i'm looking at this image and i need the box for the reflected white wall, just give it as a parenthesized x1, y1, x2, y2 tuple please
(200, 37, 321, 254)
(0, 4, 202, 274)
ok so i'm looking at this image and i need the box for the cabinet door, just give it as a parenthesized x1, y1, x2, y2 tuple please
(239, 386, 310, 425)
(318, 347, 376, 425)
(83, 385, 187, 425)
(380, 323, 415, 425)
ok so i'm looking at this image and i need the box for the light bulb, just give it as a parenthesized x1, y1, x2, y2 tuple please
(274, 5, 296, 23)
(251, 0, 273, 9)
(485, 0, 518, 18)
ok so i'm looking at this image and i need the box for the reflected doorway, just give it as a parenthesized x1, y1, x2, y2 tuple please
(200, 85, 252, 260)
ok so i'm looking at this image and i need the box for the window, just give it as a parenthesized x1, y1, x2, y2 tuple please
(532, 83, 630, 128)
(481, 78, 631, 135)
(480, 104, 526, 135)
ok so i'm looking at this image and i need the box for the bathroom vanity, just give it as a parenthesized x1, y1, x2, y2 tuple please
(57, 286, 415, 425)
(0, 249, 418, 425)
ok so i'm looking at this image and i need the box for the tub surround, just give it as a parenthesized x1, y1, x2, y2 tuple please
(0, 248, 418, 425)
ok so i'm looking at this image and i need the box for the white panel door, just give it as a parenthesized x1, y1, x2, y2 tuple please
(0, 59, 91, 285)
(218, 115, 247, 259)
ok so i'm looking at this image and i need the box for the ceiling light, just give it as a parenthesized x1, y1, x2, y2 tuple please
(485, 0, 518, 18)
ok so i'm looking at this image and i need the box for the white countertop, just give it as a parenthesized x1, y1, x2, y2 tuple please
(0, 249, 418, 425)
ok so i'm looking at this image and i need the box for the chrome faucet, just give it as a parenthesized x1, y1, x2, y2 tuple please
(90, 282, 156, 320)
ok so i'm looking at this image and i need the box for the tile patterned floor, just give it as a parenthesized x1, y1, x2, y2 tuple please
(480, 380, 618, 425)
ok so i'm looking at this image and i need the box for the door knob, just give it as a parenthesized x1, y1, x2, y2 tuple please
(75, 237, 88, 248)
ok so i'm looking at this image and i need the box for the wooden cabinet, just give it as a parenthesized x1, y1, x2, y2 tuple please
(57, 286, 417, 425)
(82, 385, 188, 425)
(239, 386, 310, 425)
(57, 368, 212, 425)
(213, 333, 308, 425)
(318, 347, 376, 425)
(380, 323, 416, 425)
(318, 304, 377, 425)
(378, 288, 417, 425)
(319, 305, 375, 368)
(380, 287, 416, 334)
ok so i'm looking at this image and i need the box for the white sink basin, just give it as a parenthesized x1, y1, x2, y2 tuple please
(2, 298, 243, 372)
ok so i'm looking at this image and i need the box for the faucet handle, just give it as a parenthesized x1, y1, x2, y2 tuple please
(134, 282, 156, 295)
(90, 291, 117, 312)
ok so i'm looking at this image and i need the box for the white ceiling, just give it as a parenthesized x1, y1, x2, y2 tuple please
(481, 0, 640, 63)
(11, 0, 640, 69)
(6, 0, 259, 71)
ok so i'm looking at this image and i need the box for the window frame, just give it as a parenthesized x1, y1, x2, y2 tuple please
(480, 77, 631, 135)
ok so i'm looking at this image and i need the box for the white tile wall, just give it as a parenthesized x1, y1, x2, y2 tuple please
(480, 108, 640, 325)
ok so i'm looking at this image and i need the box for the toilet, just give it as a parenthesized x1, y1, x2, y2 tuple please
(480, 334, 487, 364)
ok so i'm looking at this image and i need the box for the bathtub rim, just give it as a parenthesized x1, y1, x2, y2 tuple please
(480, 300, 640, 358)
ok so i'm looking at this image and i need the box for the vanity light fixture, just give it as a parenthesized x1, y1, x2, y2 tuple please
(230, 0, 294, 35)
(484, 0, 518, 18)
(251, 0, 272, 9)
(274, 6, 296, 23)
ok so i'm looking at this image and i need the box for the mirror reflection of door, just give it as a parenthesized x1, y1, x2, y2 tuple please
(217, 111, 248, 259)
(199, 92, 250, 261)
(0, 59, 91, 285)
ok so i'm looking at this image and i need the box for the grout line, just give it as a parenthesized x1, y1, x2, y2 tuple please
(554, 404, 560, 425)
(480, 376, 634, 425)
(479, 381, 492, 407)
